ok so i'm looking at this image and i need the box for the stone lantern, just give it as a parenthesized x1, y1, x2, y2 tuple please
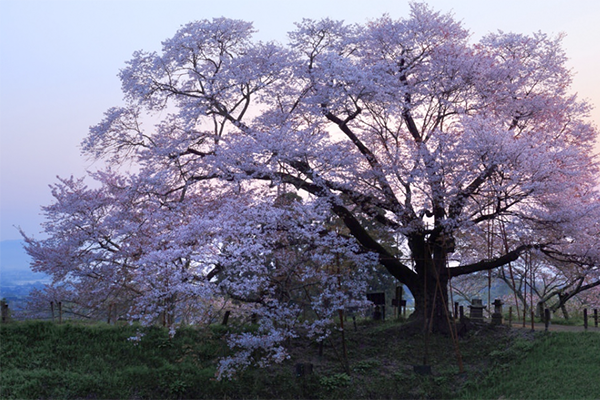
(469, 298, 486, 321)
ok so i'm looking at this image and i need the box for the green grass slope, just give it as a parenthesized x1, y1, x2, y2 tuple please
(1, 320, 598, 399)
(460, 332, 600, 399)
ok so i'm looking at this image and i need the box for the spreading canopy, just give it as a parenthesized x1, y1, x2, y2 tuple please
(25, 4, 600, 376)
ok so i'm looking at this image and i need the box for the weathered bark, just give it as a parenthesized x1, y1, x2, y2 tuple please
(560, 301, 570, 320)
(408, 272, 452, 333)
(401, 235, 454, 332)
(550, 292, 573, 319)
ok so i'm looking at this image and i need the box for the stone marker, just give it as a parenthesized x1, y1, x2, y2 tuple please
(469, 299, 485, 321)
(491, 299, 503, 325)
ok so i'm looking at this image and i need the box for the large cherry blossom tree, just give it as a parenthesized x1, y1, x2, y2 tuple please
(24, 3, 599, 375)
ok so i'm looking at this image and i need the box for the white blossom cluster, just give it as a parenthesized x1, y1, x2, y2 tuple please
(23, 4, 600, 377)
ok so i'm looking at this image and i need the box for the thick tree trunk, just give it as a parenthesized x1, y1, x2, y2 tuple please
(409, 273, 452, 333)
(405, 237, 453, 333)
(550, 292, 571, 320)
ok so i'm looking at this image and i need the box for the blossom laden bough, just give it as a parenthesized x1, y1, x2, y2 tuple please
(24, 3, 600, 377)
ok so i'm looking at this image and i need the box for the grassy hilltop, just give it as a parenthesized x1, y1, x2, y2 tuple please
(1, 319, 599, 399)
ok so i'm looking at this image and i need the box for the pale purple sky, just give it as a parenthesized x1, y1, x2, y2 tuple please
(1, 0, 599, 241)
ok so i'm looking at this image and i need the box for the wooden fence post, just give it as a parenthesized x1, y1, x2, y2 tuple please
(583, 308, 588, 330)
(1, 300, 9, 323)
(594, 309, 598, 328)
(530, 311, 535, 332)
(50, 301, 54, 322)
